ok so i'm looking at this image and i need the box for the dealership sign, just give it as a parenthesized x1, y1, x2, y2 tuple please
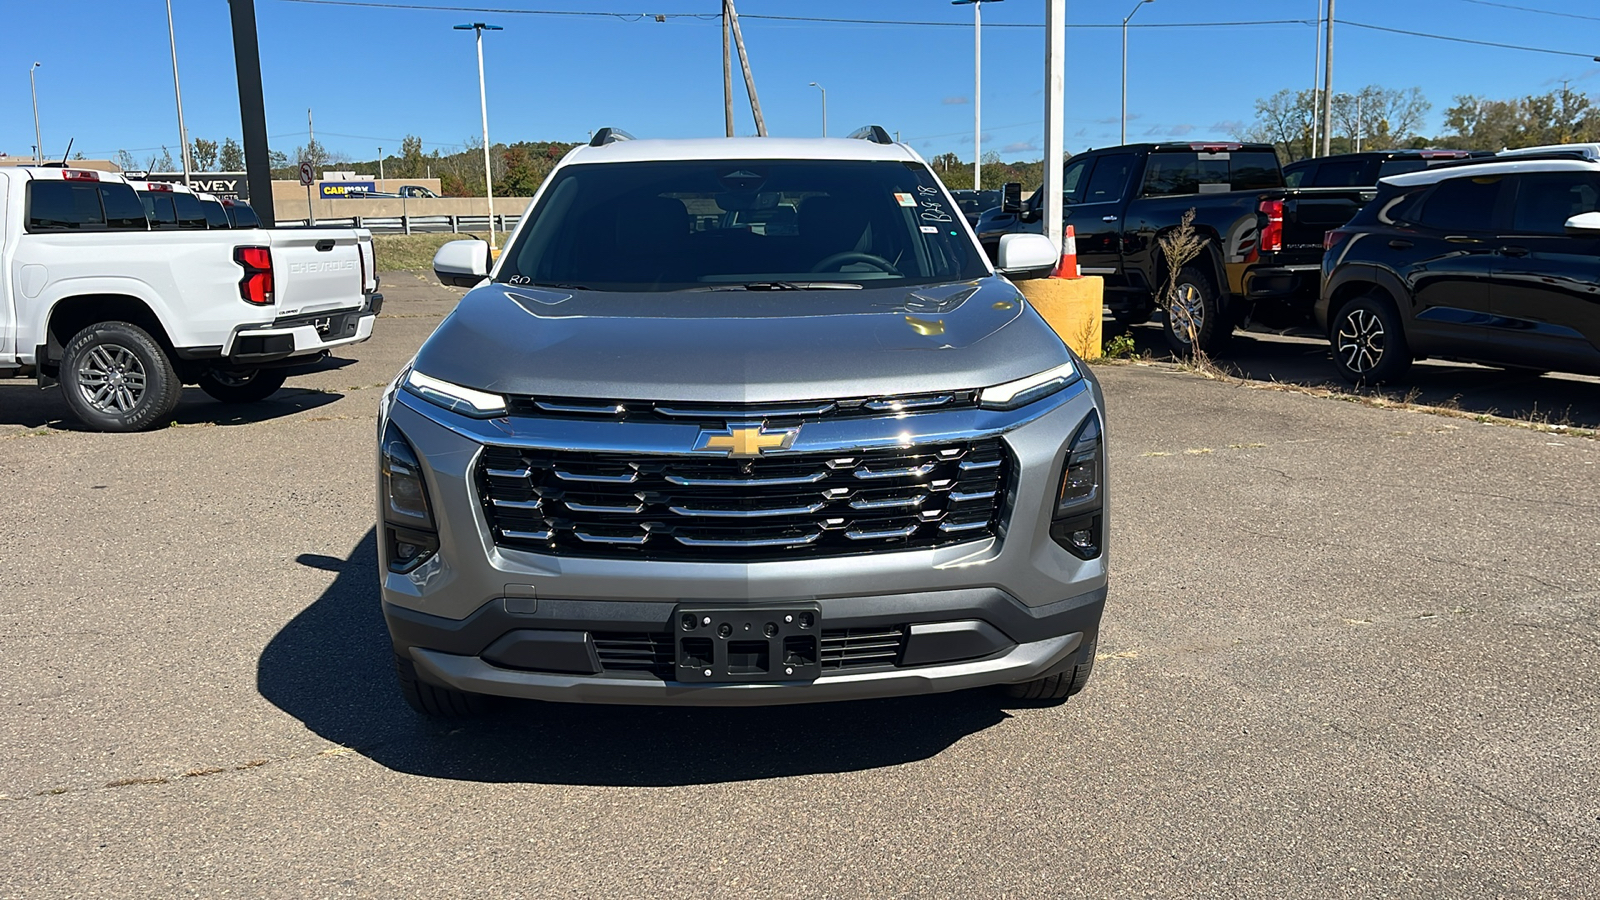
(319, 181, 377, 199)
(146, 172, 248, 200)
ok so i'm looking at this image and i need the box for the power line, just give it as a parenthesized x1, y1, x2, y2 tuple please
(1336, 18, 1600, 60)
(1452, 0, 1600, 23)
(275, 0, 716, 19)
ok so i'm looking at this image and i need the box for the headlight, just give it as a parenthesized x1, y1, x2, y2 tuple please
(381, 422, 439, 572)
(1050, 410, 1104, 560)
(404, 369, 507, 417)
(978, 360, 1080, 410)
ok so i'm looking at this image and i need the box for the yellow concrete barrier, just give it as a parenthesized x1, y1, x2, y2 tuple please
(1017, 276, 1104, 360)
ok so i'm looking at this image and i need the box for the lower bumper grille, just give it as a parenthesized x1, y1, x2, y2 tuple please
(478, 439, 1009, 561)
(592, 627, 909, 680)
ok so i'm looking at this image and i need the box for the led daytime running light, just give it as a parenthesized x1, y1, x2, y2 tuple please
(978, 361, 1080, 410)
(404, 369, 507, 417)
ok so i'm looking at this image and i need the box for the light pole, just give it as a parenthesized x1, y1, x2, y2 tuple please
(809, 82, 827, 137)
(378, 146, 384, 184)
(455, 22, 502, 251)
(953, 0, 1002, 190)
(1121, 0, 1153, 145)
(30, 63, 42, 165)
(165, 0, 193, 184)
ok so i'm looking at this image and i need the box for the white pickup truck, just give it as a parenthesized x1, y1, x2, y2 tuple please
(0, 166, 381, 431)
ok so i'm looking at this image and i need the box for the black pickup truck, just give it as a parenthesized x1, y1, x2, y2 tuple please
(975, 142, 1373, 353)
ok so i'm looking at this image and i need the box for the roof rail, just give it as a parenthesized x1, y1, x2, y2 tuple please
(846, 125, 894, 145)
(1497, 142, 1600, 161)
(589, 127, 635, 147)
(1429, 149, 1596, 172)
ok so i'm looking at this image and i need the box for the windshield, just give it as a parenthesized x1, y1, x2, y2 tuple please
(495, 159, 989, 291)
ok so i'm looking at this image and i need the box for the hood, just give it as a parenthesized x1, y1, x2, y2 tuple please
(411, 277, 1073, 404)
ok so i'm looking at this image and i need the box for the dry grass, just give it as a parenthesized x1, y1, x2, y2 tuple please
(372, 233, 489, 272)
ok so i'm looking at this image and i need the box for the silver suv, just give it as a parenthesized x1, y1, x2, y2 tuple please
(378, 127, 1108, 713)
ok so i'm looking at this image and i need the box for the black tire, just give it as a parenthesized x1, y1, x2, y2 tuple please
(394, 652, 490, 718)
(198, 368, 288, 404)
(1162, 266, 1231, 356)
(58, 321, 182, 432)
(1003, 635, 1097, 703)
(1330, 292, 1412, 385)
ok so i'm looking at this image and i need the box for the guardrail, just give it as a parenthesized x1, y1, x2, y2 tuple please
(275, 214, 522, 234)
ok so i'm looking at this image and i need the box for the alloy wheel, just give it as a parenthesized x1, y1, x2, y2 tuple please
(1169, 282, 1206, 345)
(76, 343, 147, 413)
(1337, 308, 1385, 373)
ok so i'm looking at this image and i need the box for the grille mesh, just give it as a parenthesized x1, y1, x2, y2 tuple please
(479, 439, 1008, 561)
(591, 627, 908, 679)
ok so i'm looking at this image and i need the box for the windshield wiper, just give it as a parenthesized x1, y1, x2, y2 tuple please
(689, 281, 864, 291)
(510, 281, 591, 291)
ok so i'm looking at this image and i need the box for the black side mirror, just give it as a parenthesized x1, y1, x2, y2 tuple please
(1001, 182, 1023, 214)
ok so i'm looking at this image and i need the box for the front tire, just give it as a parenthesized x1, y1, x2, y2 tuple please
(1004, 635, 1097, 703)
(59, 321, 182, 432)
(1162, 266, 1230, 356)
(198, 368, 288, 404)
(1331, 292, 1411, 385)
(394, 653, 490, 718)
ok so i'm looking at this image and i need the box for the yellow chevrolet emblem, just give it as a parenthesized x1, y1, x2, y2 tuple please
(697, 426, 799, 457)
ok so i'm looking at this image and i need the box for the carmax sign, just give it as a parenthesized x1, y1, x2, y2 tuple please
(320, 181, 377, 199)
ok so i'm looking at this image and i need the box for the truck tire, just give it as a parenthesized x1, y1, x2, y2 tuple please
(394, 652, 490, 718)
(1330, 292, 1411, 385)
(59, 321, 183, 432)
(198, 368, 288, 404)
(1162, 266, 1231, 356)
(1003, 635, 1096, 703)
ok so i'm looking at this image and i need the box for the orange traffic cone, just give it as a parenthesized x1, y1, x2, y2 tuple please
(1053, 225, 1080, 279)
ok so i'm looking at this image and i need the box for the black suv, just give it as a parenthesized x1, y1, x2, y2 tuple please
(1284, 149, 1492, 188)
(1318, 157, 1600, 383)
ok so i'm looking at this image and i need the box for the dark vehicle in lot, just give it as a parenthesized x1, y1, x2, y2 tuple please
(1319, 155, 1600, 383)
(976, 142, 1373, 353)
(952, 189, 1002, 225)
(1283, 149, 1492, 188)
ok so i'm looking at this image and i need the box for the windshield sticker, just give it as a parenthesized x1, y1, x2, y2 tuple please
(894, 192, 917, 207)
(920, 225, 939, 233)
(916, 185, 939, 196)
(919, 201, 953, 223)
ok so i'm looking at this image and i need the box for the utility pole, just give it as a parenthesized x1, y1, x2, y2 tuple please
(1043, 0, 1065, 254)
(165, 0, 193, 184)
(227, 0, 274, 224)
(953, 0, 1001, 190)
(1121, 0, 1153, 146)
(1321, 0, 1334, 157)
(30, 63, 42, 166)
(722, 0, 734, 136)
(1354, 94, 1362, 152)
(725, 0, 766, 136)
(1310, 0, 1323, 157)
(308, 107, 314, 168)
(378, 147, 384, 184)
(455, 22, 503, 249)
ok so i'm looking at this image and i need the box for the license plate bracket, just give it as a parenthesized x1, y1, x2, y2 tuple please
(673, 603, 821, 683)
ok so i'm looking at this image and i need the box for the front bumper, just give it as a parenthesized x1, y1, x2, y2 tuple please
(387, 586, 1103, 706)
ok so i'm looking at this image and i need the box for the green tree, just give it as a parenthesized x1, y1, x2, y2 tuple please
(1440, 86, 1600, 149)
(1237, 85, 1430, 160)
(219, 138, 245, 171)
(393, 135, 427, 178)
(191, 138, 218, 171)
(115, 149, 138, 172)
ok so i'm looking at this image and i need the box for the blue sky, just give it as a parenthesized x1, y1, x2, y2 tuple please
(2, 0, 1599, 167)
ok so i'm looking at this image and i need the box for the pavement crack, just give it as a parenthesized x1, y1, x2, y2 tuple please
(1, 746, 355, 804)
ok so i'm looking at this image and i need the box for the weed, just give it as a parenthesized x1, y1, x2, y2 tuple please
(1103, 331, 1139, 360)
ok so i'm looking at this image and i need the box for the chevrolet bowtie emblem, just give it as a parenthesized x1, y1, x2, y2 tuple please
(696, 425, 799, 457)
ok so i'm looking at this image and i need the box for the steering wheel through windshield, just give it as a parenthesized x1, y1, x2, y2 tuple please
(809, 251, 901, 275)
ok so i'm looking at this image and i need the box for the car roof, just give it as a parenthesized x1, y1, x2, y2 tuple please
(561, 136, 923, 165)
(1381, 156, 1600, 187)
(1286, 149, 1486, 168)
(2, 167, 133, 185)
(124, 178, 197, 194)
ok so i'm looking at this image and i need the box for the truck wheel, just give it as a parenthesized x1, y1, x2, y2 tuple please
(198, 368, 288, 404)
(59, 321, 182, 432)
(1003, 635, 1096, 703)
(1331, 292, 1411, 385)
(1162, 266, 1230, 356)
(394, 653, 490, 718)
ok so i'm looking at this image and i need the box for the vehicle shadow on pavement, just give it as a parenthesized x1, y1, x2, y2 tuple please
(258, 531, 1012, 786)
(1112, 320, 1600, 428)
(0, 383, 344, 430)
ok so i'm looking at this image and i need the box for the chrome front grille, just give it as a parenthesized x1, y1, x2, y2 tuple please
(478, 439, 1009, 561)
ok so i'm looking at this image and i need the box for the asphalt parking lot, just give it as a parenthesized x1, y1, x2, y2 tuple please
(2, 275, 1597, 898)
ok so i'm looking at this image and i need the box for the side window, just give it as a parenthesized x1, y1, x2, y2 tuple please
(1377, 159, 1428, 179)
(1231, 152, 1284, 190)
(230, 204, 261, 228)
(99, 184, 149, 230)
(200, 200, 231, 229)
(1082, 153, 1135, 204)
(1417, 176, 1504, 232)
(172, 192, 209, 229)
(140, 192, 178, 228)
(1284, 165, 1310, 188)
(1142, 152, 1228, 197)
(1510, 172, 1600, 234)
(1310, 160, 1367, 187)
(26, 181, 106, 231)
(1061, 157, 1091, 204)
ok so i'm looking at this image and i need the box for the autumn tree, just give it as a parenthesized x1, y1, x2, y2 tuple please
(219, 138, 245, 170)
(191, 138, 218, 171)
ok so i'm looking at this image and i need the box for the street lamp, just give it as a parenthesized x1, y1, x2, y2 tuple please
(809, 82, 827, 137)
(166, 0, 193, 184)
(1121, 0, 1153, 145)
(455, 22, 503, 251)
(30, 63, 41, 166)
(953, 0, 1002, 190)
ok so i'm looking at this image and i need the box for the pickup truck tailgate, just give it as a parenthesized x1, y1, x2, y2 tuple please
(265, 230, 367, 316)
(1281, 187, 1376, 254)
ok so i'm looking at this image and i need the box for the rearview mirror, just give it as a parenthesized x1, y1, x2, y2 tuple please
(1564, 211, 1600, 236)
(433, 239, 490, 288)
(996, 233, 1058, 277)
(1001, 182, 1023, 213)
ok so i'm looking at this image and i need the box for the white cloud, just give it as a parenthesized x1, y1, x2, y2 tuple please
(942, 96, 969, 105)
